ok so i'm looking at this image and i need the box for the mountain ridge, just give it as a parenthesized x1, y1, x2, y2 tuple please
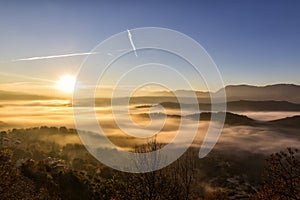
(1, 83, 300, 103)
(157, 100, 300, 111)
(150, 84, 300, 103)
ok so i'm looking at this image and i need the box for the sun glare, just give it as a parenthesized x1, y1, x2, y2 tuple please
(55, 74, 76, 94)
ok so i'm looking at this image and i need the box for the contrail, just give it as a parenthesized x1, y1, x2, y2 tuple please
(127, 29, 138, 57)
(12, 52, 99, 62)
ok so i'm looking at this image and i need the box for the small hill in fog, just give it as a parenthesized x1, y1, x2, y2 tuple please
(267, 116, 300, 128)
(186, 112, 256, 126)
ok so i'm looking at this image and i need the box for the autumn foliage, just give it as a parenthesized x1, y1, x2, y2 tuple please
(254, 148, 300, 200)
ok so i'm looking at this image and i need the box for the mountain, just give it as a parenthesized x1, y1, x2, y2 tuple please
(227, 100, 300, 111)
(147, 84, 300, 104)
(267, 116, 300, 128)
(186, 112, 256, 126)
(149, 90, 210, 98)
(1, 83, 300, 103)
(157, 100, 300, 112)
(187, 112, 300, 127)
(138, 111, 256, 126)
(216, 84, 300, 103)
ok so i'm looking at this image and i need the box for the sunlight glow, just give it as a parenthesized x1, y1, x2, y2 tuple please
(55, 74, 76, 94)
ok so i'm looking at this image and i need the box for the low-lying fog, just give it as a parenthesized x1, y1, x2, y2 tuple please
(1, 99, 300, 155)
(235, 111, 300, 121)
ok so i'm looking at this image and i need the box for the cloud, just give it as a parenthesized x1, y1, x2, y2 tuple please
(12, 52, 99, 62)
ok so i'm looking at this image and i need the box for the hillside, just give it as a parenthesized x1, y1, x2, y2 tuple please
(189, 112, 300, 127)
(186, 112, 256, 126)
(267, 116, 300, 128)
(138, 111, 256, 126)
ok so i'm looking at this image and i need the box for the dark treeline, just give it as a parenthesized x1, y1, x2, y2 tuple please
(0, 127, 299, 199)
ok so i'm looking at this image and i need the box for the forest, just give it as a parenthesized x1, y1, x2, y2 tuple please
(1, 126, 299, 199)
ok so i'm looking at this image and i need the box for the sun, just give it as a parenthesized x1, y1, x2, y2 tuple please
(55, 74, 76, 94)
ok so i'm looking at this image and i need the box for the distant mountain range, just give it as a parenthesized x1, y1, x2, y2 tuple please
(197, 112, 300, 128)
(138, 111, 300, 127)
(158, 100, 300, 111)
(1, 83, 300, 103)
(218, 84, 300, 103)
(150, 84, 300, 103)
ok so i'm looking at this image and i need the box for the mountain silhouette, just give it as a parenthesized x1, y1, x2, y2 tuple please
(216, 84, 300, 103)
(267, 116, 300, 128)
(186, 112, 300, 127)
(148, 84, 300, 103)
(186, 112, 256, 126)
(158, 100, 300, 112)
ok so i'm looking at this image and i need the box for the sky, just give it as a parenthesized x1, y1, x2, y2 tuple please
(0, 0, 299, 94)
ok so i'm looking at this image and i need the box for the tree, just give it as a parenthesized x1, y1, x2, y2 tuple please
(122, 139, 198, 200)
(0, 148, 36, 199)
(254, 147, 300, 200)
(174, 149, 196, 200)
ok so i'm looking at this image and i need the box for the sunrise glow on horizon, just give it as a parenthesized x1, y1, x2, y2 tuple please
(55, 74, 76, 94)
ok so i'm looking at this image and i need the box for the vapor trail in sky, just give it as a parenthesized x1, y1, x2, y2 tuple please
(127, 29, 138, 57)
(12, 52, 99, 62)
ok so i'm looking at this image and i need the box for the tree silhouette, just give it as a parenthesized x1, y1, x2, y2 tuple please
(123, 139, 197, 200)
(254, 147, 300, 200)
(0, 149, 36, 199)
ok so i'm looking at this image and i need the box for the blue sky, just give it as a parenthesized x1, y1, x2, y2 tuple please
(0, 0, 299, 92)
